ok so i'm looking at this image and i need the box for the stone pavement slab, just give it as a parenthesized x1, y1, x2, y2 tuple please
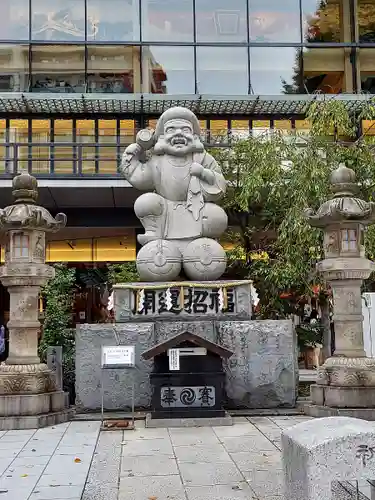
(11, 415, 373, 500)
(0, 421, 100, 500)
(81, 431, 122, 500)
(113, 416, 304, 500)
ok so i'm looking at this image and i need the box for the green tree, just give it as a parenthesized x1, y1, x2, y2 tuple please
(213, 99, 375, 330)
(108, 262, 138, 284)
(39, 263, 76, 398)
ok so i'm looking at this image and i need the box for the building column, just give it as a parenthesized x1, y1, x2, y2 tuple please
(340, 0, 356, 92)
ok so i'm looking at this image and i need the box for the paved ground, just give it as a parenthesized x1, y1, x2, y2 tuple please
(84, 415, 310, 500)
(0, 415, 370, 500)
(0, 421, 100, 500)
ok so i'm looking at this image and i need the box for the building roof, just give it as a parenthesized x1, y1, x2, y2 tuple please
(142, 332, 234, 360)
(0, 93, 371, 117)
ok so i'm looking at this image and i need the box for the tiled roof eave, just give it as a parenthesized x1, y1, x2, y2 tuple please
(0, 93, 371, 116)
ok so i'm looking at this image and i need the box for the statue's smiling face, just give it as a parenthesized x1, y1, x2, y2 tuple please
(163, 119, 194, 155)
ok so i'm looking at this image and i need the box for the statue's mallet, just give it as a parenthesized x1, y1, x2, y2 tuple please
(136, 129, 155, 151)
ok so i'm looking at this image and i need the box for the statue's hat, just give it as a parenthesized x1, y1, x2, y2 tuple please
(155, 107, 201, 138)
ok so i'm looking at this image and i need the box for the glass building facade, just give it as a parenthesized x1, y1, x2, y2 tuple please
(1, 0, 374, 95)
(0, 0, 374, 175)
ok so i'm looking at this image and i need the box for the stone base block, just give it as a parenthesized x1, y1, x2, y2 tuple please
(311, 384, 375, 408)
(0, 408, 75, 430)
(304, 403, 375, 421)
(0, 369, 56, 395)
(76, 320, 297, 411)
(0, 391, 67, 417)
(145, 412, 232, 428)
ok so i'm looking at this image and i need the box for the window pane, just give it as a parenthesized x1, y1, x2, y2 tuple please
(98, 120, 118, 175)
(250, 47, 299, 94)
(197, 47, 248, 95)
(54, 119, 73, 174)
(142, 0, 193, 42)
(0, 45, 29, 91)
(302, 0, 341, 43)
(360, 49, 375, 94)
(31, 0, 85, 41)
(31, 120, 51, 175)
(87, 0, 140, 41)
(13, 234, 29, 258)
(358, 1, 375, 42)
(0, 0, 29, 40)
(76, 120, 95, 174)
(196, 0, 247, 42)
(249, 0, 301, 43)
(21, 235, 29, 257)
(10, 120, 29, 172)
(31, 45, 85, 93)
(341, 229, 349, 251)
(120, 120, 135, 149)
(0, 120, 6, 174)
(87, 46, 140, 93)
(142, 46, 195, 94)
(303, 48, 345, 94)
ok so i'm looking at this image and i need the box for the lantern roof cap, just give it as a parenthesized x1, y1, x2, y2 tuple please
(305, 164, 375, 228)
(12, 172, 38, 204)
(0, 173, 67, 233)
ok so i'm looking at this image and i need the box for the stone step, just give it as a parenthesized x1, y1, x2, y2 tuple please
(0, 407, 75, 430)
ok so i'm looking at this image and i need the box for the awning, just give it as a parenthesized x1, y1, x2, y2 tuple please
(0, 93, 372, 117)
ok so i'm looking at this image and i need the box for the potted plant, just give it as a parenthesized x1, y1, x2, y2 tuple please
(296, 323, 323, 369)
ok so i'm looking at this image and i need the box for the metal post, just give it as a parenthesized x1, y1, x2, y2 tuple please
(131, 372, 135, 429)
(100, 374, 104, 427)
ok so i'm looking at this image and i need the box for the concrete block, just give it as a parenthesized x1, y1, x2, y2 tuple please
(318, 386, 375, 408)
(304, 404, 375, 420)
(0, 391, 66, 417)
(50, 391, 67, 412)
(310, 385, 324, 406)
(0, 408, 74, 430)
(217, 320, 297, 408)
(282, 416, 375, 500)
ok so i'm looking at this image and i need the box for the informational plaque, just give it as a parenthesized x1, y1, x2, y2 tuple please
(101, 345, 135, 369)
(168, 348, 180, 371)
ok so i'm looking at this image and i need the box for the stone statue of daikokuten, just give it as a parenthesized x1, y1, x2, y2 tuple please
(121, 107, 228, 282)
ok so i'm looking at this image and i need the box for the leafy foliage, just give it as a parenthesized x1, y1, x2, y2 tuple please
(296, 323, 324, 350)
(108, 262, 138, 284)
(213, 100, 375, 318)
(39, 264, 76, 399)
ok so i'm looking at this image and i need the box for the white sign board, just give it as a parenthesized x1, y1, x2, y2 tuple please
(168, 348, 180, 371)
(177, 347, 207, 356)
(101, 346, 135, 368)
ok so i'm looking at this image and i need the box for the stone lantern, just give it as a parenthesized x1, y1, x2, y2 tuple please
(0, 172, 72, 429)
(305, 164, 375, 418)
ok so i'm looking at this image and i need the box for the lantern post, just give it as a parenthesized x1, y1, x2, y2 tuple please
(0, 172, 73, 429)
(305, 164, 375, 417)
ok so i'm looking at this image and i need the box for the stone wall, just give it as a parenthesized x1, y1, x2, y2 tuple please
(75, 319, 297, 411)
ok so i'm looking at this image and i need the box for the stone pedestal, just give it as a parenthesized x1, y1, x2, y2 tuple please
(75, 281, 297, 412)
(0, 172, 72, 429)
